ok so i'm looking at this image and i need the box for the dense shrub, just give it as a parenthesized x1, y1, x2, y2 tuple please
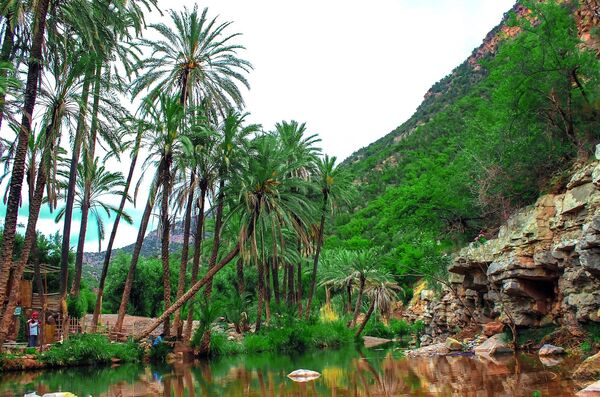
(40, 334, 142, 366)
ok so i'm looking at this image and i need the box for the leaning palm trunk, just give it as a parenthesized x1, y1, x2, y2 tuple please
(199, 180, 225, 353)
(355, 299, 376, 337)
(114, 188, 157, 333)
(0, 0, 51, 309)
(92, 132, 141, 331)
(183, 183, 207, 341)
(71, 62, 102, 297)
(0, 150, 49, 349)
(350, 276, 366, 327)
(134, 218, 256, 341)
(305, 194, 327, 319)
(174, 172, 195, 339)
(236, 258, 245, 296)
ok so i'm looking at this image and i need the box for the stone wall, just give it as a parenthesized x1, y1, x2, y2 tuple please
(407, 150, 600, 343)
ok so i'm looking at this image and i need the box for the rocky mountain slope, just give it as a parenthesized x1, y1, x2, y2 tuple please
(406, 152, 600, 342)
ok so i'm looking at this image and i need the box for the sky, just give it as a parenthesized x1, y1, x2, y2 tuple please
(1, 0, 516, 252)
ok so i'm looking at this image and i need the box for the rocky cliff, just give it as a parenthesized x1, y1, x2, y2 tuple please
(407, 148, 600, 343)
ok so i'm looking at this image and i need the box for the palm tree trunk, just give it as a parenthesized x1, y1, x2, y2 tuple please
(0, 147, 49, 349)
(33, 248, 46, 348)
(92, 130, 141, 331)
(183, 183, 207, 341)
(346, 283, 353, 314)
(203, 179, 225, 299)
(71, 193, 90, 296)
(255, 255, 265, 332)
(351, 276, 366, 327)
(59, 65, 93, 309)
(114, 187, 157, 333)
(0, 16, 15, 129)
(160, 156, 173, 337)
(355, 299, 376, 337)
(198, 178, 225, 352)
(296, 260, 303, 316)
(287, 263, 294, 305)
(261, 226, 271, 322)
(271, 258, 280, 306)
(0, 0, 50, 309)
(174, 172, 195, 339)
(71, 61, 102, 297)
(134, 217, 256, 341)
(305, 194, 327, 319)
(236, 258, 245, 296)
(282, 261, 287, 300)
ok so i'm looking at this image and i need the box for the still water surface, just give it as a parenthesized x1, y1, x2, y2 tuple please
(0, 346, 587, 396)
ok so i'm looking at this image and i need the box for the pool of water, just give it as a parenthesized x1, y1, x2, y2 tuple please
(0, 345, 588, 396)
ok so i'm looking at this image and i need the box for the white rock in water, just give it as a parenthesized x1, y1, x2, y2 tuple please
(287, 369, 321, 382)
(576, 380, 600, 396)
(42, 393, 77, 397)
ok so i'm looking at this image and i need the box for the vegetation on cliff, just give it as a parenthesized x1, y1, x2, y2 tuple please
(330, 0, 600, 290)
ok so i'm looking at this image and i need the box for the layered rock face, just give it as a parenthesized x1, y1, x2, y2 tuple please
(408, 151, 600, 341)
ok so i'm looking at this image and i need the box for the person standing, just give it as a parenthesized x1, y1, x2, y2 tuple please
(27, 311, 40, 347)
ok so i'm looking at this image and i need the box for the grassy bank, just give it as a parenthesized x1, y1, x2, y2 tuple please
(192, 319, 356, 356)
(0, 334, 143, 371)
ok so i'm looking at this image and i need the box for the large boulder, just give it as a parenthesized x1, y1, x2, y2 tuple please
(538, 344, 565, 356)
(405, 343, 449, 357)
(445, 337, 462, 351)
(483, 321, 504, 336)
(573, 352, 600, 380)
(474, 333, 513, 356)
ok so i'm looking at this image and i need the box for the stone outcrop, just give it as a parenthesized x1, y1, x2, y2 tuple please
(574, 352, 600, 380)
(407, 149, 600, 342)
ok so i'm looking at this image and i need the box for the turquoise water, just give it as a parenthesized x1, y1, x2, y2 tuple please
(0, 347, 584, 396)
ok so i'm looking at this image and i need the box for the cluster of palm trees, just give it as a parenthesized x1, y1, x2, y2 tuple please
(0, 0, 355, 349)
(320, 249, 402, 337)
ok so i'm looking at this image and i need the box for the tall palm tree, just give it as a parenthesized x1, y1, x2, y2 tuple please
(54, 157, 131, 295)
(305, 155, 350, 319)
(348, 249, 381, 327)
(115, 95, 191, 336)
(0, 0, 51, 309)
(130, 5, 251, 116)
(197, 112, 258, 351)
(92, 119, 145, 330)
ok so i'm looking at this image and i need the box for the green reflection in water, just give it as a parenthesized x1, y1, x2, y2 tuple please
(0, 346, 585, 397)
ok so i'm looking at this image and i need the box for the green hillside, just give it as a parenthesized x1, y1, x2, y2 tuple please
(329, 0, 600, 283)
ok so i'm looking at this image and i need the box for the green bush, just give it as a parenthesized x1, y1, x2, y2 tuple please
(364, 320, 395, 339)
(41, 334, 142, 366)
(67, 295, 87, 319)
(149, 342, 172, 362)
(212, 319, 355, 356)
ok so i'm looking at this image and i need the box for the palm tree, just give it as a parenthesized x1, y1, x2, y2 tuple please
(305, 155, 350, 319)
(198, 112, 258, 352)
(0, 0, 51, 310)
(348, 249, 381, 327)
(355, 273, 402, 337)
(115, 95, 191, 336)
(130, 5, 251, 115)
(92, 119, 145, 330)
(54, 157, 131, 295)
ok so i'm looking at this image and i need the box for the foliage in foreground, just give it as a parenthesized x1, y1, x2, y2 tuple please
(193, 319, 355, 356)
(40, 334, 143, 366)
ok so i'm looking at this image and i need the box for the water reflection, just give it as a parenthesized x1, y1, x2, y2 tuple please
(0, 348, 587, 396)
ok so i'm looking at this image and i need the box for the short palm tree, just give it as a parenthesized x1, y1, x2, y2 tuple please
(355, 272, 402, 337)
